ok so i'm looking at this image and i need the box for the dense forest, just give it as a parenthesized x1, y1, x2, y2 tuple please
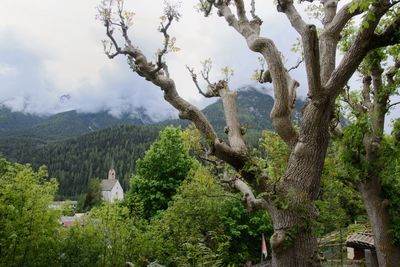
(7, 125, 162, 197)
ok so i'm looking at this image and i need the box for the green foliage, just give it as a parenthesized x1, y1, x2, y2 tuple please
(380, 134, 400, 245)
(316, 144, 365, 236)
(221, 197, 272, 264)
(60, 202, 145, 267)
(259, 130, 288, 181)
(59, 222, 103, 267)
(221, 66, 234, 82)
(82, 178, 103, 211)
(339, 115, 371, 181)
(393, 118, 400, 142)
(137, 168, 229, 266)
(338, 19, 356, 52)
(128, 126, 195, 219)
(348, 0, 377, 13)
(134, 167, 273, 266)
(60, 200, 76, 216)
(0, 158, 61, 267)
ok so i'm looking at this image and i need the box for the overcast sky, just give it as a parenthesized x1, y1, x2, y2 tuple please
(0, 0, 398, 126)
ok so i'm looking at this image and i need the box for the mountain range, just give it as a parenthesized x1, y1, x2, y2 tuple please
(0, 86, 304, 198)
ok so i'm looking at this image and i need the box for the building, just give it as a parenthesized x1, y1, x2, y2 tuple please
(101, 167, 124, 202)
(60, 213, 86, 228)
(346, 232, 378, 267)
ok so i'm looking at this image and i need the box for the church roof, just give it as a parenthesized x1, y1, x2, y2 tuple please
(101, 179, 118, 191)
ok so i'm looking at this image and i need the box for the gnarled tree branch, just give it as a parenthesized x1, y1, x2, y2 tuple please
(215, 1, 299, 149)
(325, 1, 398, 98)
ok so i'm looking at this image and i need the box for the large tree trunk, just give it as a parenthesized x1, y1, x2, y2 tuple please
(269, 208, 320, 266)
(359, 178, 400, 267)
(267, 102, 331, 267)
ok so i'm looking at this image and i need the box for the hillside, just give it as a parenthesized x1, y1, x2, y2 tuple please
(0, 107, 45, 135)
(0, 107, 152, 139)
(3, 125, 162, 198)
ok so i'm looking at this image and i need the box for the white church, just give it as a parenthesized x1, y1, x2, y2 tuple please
(101, 167, 124, 202)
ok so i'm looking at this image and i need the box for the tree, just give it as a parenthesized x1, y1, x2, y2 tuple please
(82, 178, 103, 211)
(60, 202, 144, 267)
(127, 126, 195, 218)
(334, 46, 400, 264)
(98, 1, 400, 265)
(0, 157, 61, 267)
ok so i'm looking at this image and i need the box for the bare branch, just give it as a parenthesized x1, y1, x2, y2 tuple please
(362, 75, 372, 110)
(233, 0, 248, 22)
(200, 58, 213, 85)
(287, 57, 304, 73)
(325, 1, 397, 97)
(303, 25, 322, 99)
(341, 89, 365, 117)
(186, 65, 210, 97)
(250, 0, 257, 20)
(215, 2, 241, 31)
(277, 0, 307, 34)
(223, 175, 268, 211)
(325, 3, 360, 36)
(278, 1, 322, 100)
(388, 101, 400, 109)
(216, 2, 299, 148)
(321, 0, 338, 26)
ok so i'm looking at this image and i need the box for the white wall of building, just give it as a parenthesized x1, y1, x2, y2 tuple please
(110, 181, 124, 202)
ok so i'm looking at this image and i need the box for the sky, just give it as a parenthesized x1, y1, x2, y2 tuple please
(0, 0, 305, 120)
(0, 0, 398, 126)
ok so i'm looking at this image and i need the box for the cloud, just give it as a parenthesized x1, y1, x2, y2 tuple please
(2, 0, 396, 127)
(0, 39, 175, 120)
(0, 63, 17, 76)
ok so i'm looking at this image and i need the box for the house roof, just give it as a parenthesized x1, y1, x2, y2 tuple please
(60, 215, 86, 228)
(101, 179, 118, 191)
(346, 233, 375, 250)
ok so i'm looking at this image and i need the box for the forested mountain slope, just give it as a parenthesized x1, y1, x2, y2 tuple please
(0, 107, 152, 139)
(2, 125, 161, 198)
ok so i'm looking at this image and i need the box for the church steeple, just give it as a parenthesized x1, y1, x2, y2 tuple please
(108, 160, 116, 180)
(108, 159, 117, 180)
(108, 168, 116, 180)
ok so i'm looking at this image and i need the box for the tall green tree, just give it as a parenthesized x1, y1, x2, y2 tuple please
(82, 178, 103, 211)
(128, 126, 195, 218)
(333, 46, 400, 264)
(0, 157, 60, 267)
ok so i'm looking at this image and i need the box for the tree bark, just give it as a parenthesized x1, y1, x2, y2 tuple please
(270, 211, 320, 267)
(359, 178, 400, 267)
(267, 99, 332, 267)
